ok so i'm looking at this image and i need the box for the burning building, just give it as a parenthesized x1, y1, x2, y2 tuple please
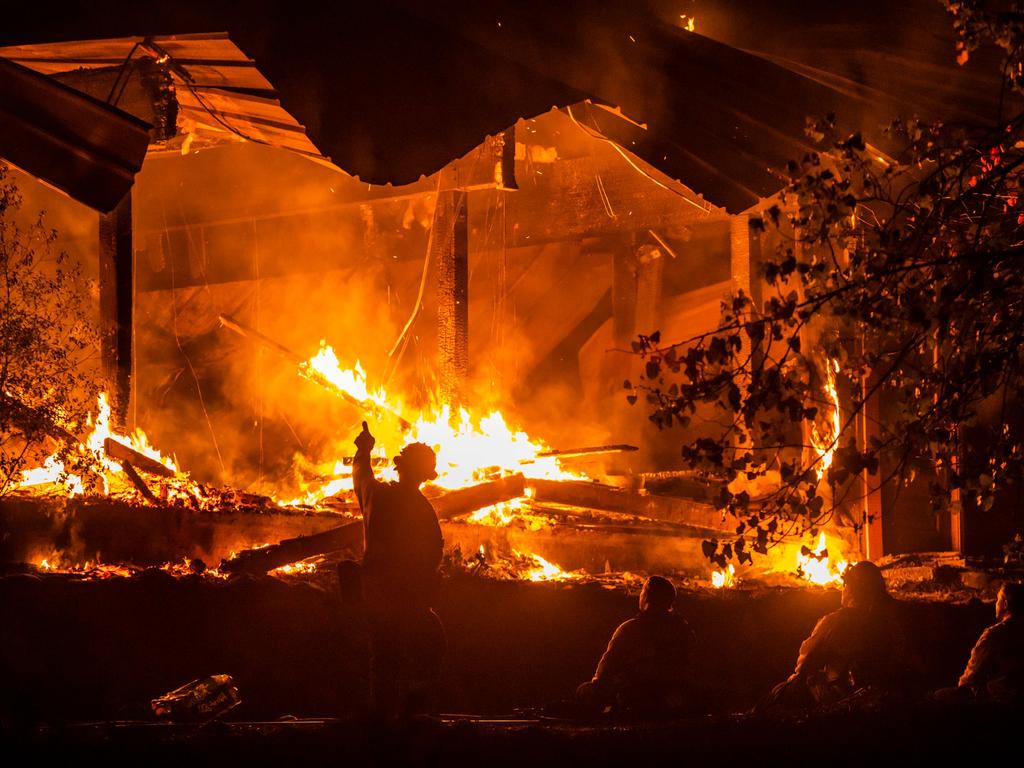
(3, 4, 1024, 753)
(3, 0, 1011, 588)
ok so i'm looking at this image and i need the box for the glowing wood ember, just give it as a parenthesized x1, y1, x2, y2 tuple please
(515, 550, 583, 582)
(269, 558, 321, 576)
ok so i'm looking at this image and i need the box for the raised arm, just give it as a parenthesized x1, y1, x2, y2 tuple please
(353, 421, 377, 512)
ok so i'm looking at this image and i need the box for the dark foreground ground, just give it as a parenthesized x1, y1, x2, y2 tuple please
(0, 570, 1010, 763)
(6, 706, 1021, 767)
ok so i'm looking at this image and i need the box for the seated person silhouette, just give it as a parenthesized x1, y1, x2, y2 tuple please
(763, 560, 905, 709)
(936, 582, 1024, 705)
(576, 575, 694, 716)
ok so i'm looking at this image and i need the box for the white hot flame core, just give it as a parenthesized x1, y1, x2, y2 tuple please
(711, 563, 736, 588)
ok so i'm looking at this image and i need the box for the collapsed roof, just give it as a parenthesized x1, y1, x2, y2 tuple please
(0, 1, 1011, 213)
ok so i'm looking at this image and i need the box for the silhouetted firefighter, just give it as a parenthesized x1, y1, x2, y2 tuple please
(762, 561, 906, 709)
(576, 575, 695, 717)
(935, 581, 1024, 705)
(353, 421, 445, 718)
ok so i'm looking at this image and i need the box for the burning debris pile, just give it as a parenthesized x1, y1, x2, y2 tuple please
(6, 330, 855, 589)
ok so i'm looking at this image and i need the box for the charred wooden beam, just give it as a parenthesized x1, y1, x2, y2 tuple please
(120, 462, 159, 504)
(98, 192, 133, 426)
(435, 190, 469, 407)
(221, 521, 363, 576)
(431, 473, 525, 518)
(527, 479, 729, 533)
(218, 314, 303, 365)
(222, 473, 526, 574)
(103, 437, 175, 478)
(534, 444, 638, 459)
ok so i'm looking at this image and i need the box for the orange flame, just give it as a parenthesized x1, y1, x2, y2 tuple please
(284, 344, 586, 506)
(811, 359, 841, 480)
(796, 531, 849, 586)
(711, 563, 736, 588)
(517, 550, 582, 582)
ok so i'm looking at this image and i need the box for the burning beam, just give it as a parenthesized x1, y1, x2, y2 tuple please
(103, 437, 176, 478)
(119, 462, 159, 504)
(217, 314, 411, 429)
(533, 444, 638, 459)
(222, 473, 526, 574)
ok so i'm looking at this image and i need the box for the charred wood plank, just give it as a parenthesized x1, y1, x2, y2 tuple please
(98, 191, 133, 425)
(120, 461, 159, 504)
(527, 478, 730, 533)
(430, 473, 525, 519)
(435, 190, 469, 407)
(222, 473, 526, 574)
(103, 437, 175, 478)
(534, 444, 638, 459)
(221, 521, 363, 575)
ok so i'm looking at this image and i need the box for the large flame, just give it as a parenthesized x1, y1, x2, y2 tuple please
(285, 344, 586, 505)
(711, 563, 736, 588)
(796, 531, 849, 586)
(811, 359, 842, 480)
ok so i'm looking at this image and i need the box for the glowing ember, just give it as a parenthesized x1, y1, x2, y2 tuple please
(711, 563, 736, 588)
(36, 557, 134, 579)
(517, 550, 582, 582)
(269, 559, 320, 576)
(796, 532, 849, 586)
(811, 359, 842, 480)
(679, 14, 696, 32)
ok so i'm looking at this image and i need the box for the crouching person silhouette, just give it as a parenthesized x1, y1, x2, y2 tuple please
(353, 421, 445, 719)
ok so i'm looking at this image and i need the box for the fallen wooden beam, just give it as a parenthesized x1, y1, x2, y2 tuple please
(220, 521, 363, 576)
(103, 437, 176, 478)
(534, 444, 638, 459)
(222, 473, 526, 574)
(120, 462, 159, 504)
(527, 479, 731, 533)
(430, 473, 525, 518)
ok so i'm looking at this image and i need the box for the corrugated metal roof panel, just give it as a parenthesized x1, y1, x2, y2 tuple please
(0, 56, 150, 212)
